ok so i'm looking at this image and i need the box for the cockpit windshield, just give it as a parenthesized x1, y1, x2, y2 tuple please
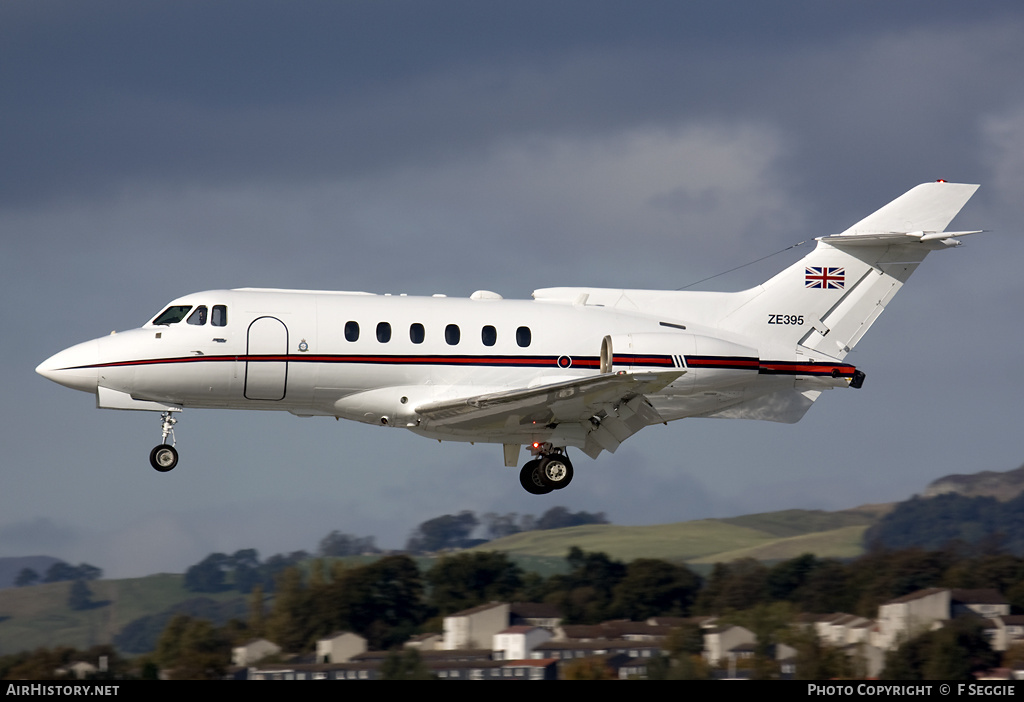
(153, 305, 192, 326)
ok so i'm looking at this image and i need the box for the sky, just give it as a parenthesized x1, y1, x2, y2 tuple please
(3, 1, 1024, 578)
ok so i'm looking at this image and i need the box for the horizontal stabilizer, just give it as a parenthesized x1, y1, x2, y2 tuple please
(818, 229, 983, 248)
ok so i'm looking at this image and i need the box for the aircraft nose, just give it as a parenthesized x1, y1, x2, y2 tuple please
(36, 339, 100, 394)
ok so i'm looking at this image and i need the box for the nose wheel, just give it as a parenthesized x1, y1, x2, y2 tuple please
(150, 444, 178, 472)
(150, 411, 181, 472)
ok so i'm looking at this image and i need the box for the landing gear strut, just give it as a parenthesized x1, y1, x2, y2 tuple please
(149, 411, 180, 472)
(519, 445, 574, 494)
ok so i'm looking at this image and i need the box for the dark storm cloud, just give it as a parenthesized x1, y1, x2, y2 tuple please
(4, 1, 1015, 209)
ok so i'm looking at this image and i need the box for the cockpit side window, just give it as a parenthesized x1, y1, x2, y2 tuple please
(153, 305, 192, 326)
(187, 306, 208, 326)
(212, 305, 227, 327)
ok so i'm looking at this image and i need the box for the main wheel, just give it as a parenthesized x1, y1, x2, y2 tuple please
(538, 454, 573, 490)
(520, 459, 552, 495)
(150, 444, 178, 472)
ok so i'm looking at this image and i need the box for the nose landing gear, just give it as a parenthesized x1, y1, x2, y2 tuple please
(519, 445, 574, 494)
(149, 411, 180, 472)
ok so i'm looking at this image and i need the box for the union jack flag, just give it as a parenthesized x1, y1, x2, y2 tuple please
(805, 266, 845, 289)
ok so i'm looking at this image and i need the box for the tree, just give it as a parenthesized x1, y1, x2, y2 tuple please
(405, 511, 480, 553)
(43, 561, 101, 583)
(347, 555, 426, 650)
(14, 568, 39, 587)
(881, 618, 998, 680)
(647, 652, 712, 680)
(545, 548, 626, 623)
(426, 552, 524, 614)
(923, 619, 999, 680)
(183, 553, 231, 593)
(155, 615, 231, 680)
(318, 530, 378, 557)
(76, 563, 103, 581)
(265, 566, 313, 652)
(766, 553, 820, 601)
(230, 549, 264, 593)
(535, 506, 609, 531)
(67, 579, 95, 610)
(611, 559, 701, 620)
(481, 512, 521, 540)
(261, 550, 310, 592)
(695, 559, 771, 614)
(785, 625, 853, 680)
(666, 622, 706, 657)
(380, 648, 434, 680)
(725, 601, 797, 669)
(248, 584, 267, 638)
(562, 657, 614, 680)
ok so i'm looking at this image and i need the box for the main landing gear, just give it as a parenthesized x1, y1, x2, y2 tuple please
(149, 411, 180, 472)
(519, 445, 574, 495)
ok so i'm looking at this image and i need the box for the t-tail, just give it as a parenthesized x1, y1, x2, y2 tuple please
(716, 181, 981, 362)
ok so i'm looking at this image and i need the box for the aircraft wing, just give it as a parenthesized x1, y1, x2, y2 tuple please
(415, 370, 683, 458)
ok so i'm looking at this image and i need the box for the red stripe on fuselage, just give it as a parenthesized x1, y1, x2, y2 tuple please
(63, 354, 855, 376)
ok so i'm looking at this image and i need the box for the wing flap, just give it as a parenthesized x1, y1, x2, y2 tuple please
(415, 371, 682, 451)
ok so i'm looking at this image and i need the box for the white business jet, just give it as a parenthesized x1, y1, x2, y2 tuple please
(37, 181, 981, 494)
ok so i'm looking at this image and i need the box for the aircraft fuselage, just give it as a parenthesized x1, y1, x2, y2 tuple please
(37, 286, 853, 453)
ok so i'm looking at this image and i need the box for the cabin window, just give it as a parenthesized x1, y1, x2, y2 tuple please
(482, 325, 497, 346)
(376, 322, 392, 343)
(153, 305, 192, 326)
(211, 305, 227, 327)
(445, 324, 461, 345)
(186, 306, 208, 326)
(345, 321, 359, 342)
(410, 323, 425, 344)
(516, 326, 532, 347)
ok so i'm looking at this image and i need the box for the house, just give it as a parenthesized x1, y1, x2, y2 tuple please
(232, 638, 281, 667)
(532, 637, 663, 662)
(814, 613, 871, 647)
(874, 588, 1009, 651)
(509, 602, 562, 630)
(405, 632, 443, 651)
(702, 625, 755, 666)
(316, 631, 367, 663)
(443, 602, 510, 650)
(988, 615, 1024, 652)
(493, 625, 552, 661)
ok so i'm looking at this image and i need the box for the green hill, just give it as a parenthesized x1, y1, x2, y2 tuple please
(0, 574, 244, 656)
(475, 506, 883, 564)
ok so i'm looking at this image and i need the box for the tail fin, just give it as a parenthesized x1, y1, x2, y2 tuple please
(717, 182, 980, 360)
